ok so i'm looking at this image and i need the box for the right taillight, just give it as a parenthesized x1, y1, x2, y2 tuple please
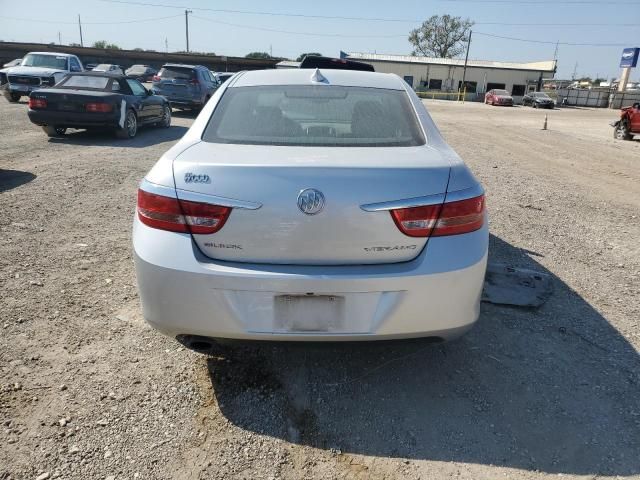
(137, 189, 230, 235)
(28, 97, 47, 109)
(391, 195, 485, 238)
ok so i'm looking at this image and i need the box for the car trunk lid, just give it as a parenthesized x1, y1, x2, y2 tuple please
(172, 142, 451, 265)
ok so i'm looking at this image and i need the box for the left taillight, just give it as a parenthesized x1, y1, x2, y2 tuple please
(137, 189, 231, 235)
(28, 97, 47, 109)
(390, 195, 485, 238)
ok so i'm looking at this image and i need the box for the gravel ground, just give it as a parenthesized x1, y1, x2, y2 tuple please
(1, 99, 639, 480)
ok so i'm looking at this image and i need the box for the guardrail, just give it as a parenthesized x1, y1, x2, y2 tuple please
(416, 88, 468, 103)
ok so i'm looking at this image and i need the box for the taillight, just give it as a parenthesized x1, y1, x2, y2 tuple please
(391, 195, 485, 237)
(85, 102, 113, 113)
(152, 75, 161, 82)
(28, 97, 47, 109)
(137, 189, 230, 235)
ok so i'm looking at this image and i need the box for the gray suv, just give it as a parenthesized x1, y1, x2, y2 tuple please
(152, 64, 218, 110)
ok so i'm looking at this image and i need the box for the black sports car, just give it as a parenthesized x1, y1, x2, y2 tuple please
(27, 72, 171, 139)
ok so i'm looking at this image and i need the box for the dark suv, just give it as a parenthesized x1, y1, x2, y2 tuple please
(152, 64, 218, 110)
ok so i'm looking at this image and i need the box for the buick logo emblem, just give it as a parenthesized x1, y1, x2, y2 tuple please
(297, 188, 325, 215)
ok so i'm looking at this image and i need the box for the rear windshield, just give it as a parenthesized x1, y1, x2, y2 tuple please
(493, 90, 510, 95)
(22, 54, 68, 70)
(59, 75, 110, 90)
(128, 66, 148, 73)
(158, 67, 195, 80)
(202, 85, 425, 147)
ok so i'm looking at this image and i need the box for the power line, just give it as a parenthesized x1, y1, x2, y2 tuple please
(441, 0, 638, 4)
(474, 31, 634, 47)
(0, 14, 182, 25)
(191, 15, 407, 38)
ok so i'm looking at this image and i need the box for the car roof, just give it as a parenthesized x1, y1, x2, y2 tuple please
(162, 63, 203, 69)
(231, 68, 406, 90)
(28, 51, 75, 57)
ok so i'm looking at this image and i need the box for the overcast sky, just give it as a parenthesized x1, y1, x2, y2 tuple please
(1, 0, 639, 80)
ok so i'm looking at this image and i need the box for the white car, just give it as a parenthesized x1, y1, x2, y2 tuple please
(92, 64, 124, 75)
(133, 67, 488, 349)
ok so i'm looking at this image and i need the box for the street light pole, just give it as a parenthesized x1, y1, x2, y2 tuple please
(78, 14, 84, 47)
(185, 10, 192, 53)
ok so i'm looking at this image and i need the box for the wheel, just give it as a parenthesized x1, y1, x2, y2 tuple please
(159, 104, 171, 128)
(7, 93, 21, 103)
(116, 110, 137, 139)
(42, 126, 67, 137)
(613, 120, 632, 141)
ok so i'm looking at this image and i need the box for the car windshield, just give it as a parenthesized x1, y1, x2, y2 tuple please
(532, 93, 551, 98)
(58, 75, 110, 90)
(158, 66, 194, 80)
(21, 54, 68, 69)
(493, 90, 510, 96)
(202, 85, 425, 147)
(94, 64, 112, 71)
(128, 65, 147, 73)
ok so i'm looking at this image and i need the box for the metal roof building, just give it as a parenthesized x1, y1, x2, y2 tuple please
(346, 52, 557, 98)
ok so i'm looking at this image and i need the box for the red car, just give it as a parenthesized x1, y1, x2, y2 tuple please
(485, 89, 514, 106)
(612, 102, 640, 140)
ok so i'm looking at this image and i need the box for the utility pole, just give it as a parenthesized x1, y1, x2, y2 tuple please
(78, 14, 84, 47)
(165, 37, 168, 53)
(58, 31, 62, 45)
(270, 44, 272, 58)
(572, 62, 578, 81)
(461, 30, 472, 93)
(185, 9, 192, 53)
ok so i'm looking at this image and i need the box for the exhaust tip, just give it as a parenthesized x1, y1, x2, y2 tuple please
(176, 334, 216, 353)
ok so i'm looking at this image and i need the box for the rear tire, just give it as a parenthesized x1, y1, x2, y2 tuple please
(116, 110, 137, 139)
(7, 93, 21, 103)
(42, 126, 67, 137)
(614, 120, 632, 141)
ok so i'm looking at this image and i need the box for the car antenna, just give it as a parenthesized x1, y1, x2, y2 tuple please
(310, 68, 328, 84)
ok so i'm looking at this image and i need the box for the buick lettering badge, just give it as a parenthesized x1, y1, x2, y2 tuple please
(184, 172, 211, 184)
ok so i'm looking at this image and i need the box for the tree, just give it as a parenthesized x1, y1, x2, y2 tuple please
(408, 15, 473, 58)
(296, 52, 322, 62)
(91, 40, 120, 50)
(245, 52, 271, 59)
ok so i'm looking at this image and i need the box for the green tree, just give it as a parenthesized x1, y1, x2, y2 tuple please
(92, 40, 107, 49)
(408, 15, 473, 58)
(296, 52, 322, 62)
(245, 52, 271, 59)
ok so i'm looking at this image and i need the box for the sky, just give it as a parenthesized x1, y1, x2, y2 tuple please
(0, 0, 639, 81)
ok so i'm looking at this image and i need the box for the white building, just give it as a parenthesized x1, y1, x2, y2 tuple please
(346, 52, 557, 98)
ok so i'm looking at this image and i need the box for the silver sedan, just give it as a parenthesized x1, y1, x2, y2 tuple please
(133, 67, 488, 349)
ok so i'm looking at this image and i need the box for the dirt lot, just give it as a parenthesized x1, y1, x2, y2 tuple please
(1, 98, 639, 480)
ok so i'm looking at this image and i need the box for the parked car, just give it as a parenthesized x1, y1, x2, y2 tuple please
(3, 58, 22, 68)
(133, 66, 488, 350)
(85, 63, 97, 70)
(484, 89, 514, 106)
(92, 64, 123, 75)
(152, 64, 218, 110)
(611, 102, 640, 140)
(27, 72, 171, 139)
(1, 52, 83, 103)
(522, 92, 555, 109)
(125, 64, 157, 82)
(214, 72, 234, 84)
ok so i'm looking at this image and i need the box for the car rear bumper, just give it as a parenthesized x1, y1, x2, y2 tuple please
(27, 109, 120, 128)
(133, 216, 489, 342)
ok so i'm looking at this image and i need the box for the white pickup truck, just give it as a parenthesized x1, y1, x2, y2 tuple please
(1, 51, 84, 102)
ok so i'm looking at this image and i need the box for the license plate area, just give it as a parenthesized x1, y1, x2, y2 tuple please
(274, 295, 345, 332)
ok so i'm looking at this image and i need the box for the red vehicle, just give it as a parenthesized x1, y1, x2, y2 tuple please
(612, 102, 640, 140)
(485, 89, 514, 106)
